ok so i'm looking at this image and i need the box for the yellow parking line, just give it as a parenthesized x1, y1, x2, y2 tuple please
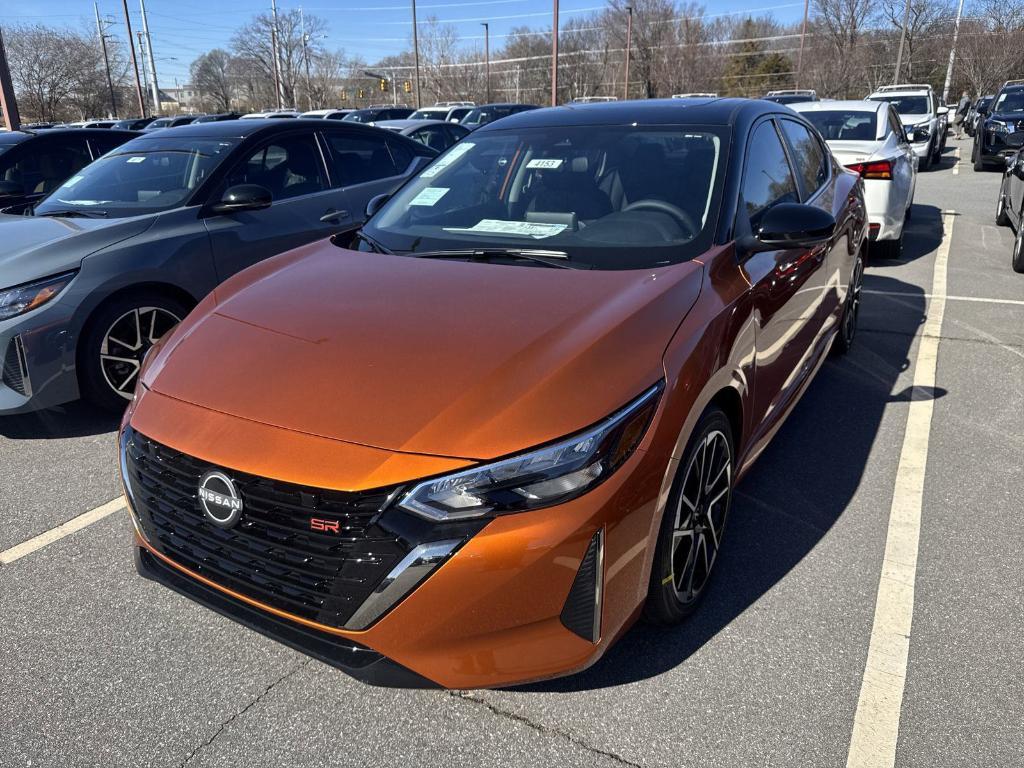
(846, 212, 954, 767)
(0, 496, 126, 565)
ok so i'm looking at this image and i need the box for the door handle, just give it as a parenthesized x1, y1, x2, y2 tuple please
(320, 209, 350, 223)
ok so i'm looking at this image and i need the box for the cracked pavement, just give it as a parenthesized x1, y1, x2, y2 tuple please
(1, 141, 1022, 767)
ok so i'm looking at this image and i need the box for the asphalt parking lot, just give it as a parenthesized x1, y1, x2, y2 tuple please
(1, 138, 1021, 767)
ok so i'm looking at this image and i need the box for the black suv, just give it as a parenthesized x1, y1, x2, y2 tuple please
(973, 82, 1024, 170)
(0, 128, 138, 213)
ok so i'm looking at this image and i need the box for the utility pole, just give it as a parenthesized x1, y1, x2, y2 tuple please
(515, 65, 521, 102)
(270, 0, 284, 109)
(137, 31, 150, 97)
(95, 3, 119, 117)
(411, 0, 422, 109)
(942, 0, 966, 103)
(123, 0, 147, 117)
(622, 5, 632, 101)
(894, 0, 912, 84)
(796, 0, 809, 89)
(139, 0, 160, 113)
(551, 0, 559, 106)
(481, 22, 490, 103)
(0, 27, 21, 131)
(300, 8, 313, 110)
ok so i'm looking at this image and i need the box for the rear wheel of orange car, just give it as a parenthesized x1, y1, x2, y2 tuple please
(644, 407, 734, 625)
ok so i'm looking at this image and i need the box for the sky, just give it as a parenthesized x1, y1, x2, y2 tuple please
(4, 0, 807, 88)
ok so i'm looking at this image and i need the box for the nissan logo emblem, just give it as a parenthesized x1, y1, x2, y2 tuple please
(198, 470, 244, 528)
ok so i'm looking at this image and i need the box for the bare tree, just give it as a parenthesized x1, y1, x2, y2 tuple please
(231, 10, 327, 108)
(190, 49, 234, 112)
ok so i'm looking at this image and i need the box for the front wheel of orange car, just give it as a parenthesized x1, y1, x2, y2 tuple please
(644, 407, 734, 625)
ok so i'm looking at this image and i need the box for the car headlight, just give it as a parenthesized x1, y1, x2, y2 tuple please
(399, 382, 664, 521)
(0, 271, 76, 321)
(989, 119, 1010, 134)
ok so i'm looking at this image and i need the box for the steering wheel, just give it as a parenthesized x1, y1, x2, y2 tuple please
(622, 199, 698, 235)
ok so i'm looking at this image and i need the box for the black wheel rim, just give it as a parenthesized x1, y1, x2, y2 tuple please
(843, 256, 864, 345)
(1015, 227, 1024, 263)
(100, 306, 181, 400)
(670, 429, 732, 605)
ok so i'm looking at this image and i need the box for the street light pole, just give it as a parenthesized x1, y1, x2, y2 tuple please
(942, 0, 966, 104)
(411, 0, 422, 109)
(139, 0, 160, 114)
(796, 0, 809, 90)
(122, 0, 147, 117)
(551, 0, 559, 106)
(894, 0, 912, 84)
(623, 5, 632, 101)
(481, 22, 490, 104)
(300, 8, 313, 110)
(271, 0, 285, 109)
(95, 3, 118, 117)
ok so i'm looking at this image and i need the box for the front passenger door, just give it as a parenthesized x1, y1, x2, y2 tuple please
(204, 131, 345, 281)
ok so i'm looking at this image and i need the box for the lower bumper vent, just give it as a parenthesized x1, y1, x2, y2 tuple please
(559, 529, 604, 643)
(2, 336, 29, 396)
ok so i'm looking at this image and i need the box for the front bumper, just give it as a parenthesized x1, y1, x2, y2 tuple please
(910, 139, 932, 159)
(0, 298, 79, 415)
(124, 387, 668, 689)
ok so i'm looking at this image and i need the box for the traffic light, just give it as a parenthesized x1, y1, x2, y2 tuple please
(403, 80, 411, 94)
(340, 90, 348, 100)
(357, 88, 365, 99)
(379, 78, 388, 92)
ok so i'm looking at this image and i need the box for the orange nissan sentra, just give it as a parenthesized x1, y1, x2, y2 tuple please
(120, 98, 866, 688)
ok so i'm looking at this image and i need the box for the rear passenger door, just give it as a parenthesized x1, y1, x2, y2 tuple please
(204, 130, 344, 281)
(321, 130, 429, 221)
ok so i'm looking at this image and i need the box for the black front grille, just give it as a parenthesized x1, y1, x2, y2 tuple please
(2, 337, 26, 396)
(125, 427, 411, 628)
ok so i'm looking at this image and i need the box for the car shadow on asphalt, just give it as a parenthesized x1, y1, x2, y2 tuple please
(514, 273, 935, 692)
(0, 400, 121, 439)
(869, 203, 944, 266)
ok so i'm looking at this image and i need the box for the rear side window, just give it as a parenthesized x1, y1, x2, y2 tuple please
(325, 133, 406, 185)
(89, 134, 131, 159)
(742, 121, 799, 228)
(779, 119, 828, 199)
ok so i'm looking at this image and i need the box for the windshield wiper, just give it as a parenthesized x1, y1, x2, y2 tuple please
(353, 229, 394, 254)
(409, 248, 583, 269)
(37, 209, 109, 219)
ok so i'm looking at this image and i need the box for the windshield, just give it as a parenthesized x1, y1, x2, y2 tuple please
(462, 107, 511, 127)
(870, 95, 929, 115)
(361, 124, 727, 270)
(410, 109, 444, 120)
(801, 110, 879, 141)
(147, 118, 172, 129)
(35, 137, 239, 218)
(343, 111, 377, 123)
(994, 90, 1024, 113)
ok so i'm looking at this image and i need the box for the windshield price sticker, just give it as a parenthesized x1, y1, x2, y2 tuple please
(421, 142, 475, 178)
(444, 219, 568, 239)
(409, 187, 449, 206)
(126, 156, 146, 164)
(526, 158, 563, 169)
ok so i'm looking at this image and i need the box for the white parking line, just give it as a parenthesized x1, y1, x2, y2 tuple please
(0, 496, 126, 565)
(864, 289, 1024, 307)
(846, 211, 953, 767)
(953, 145, 960, 175)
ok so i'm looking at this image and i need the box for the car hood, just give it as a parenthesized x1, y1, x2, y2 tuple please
(988, 111, 1024, 123)
(144, 243, 705, 461)
(0, 214, 153, 288)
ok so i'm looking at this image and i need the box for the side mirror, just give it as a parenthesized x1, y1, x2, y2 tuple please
(208, 184, 272, 215)
(0, 180, 23, 199)
(748, 203, 836, 251)
(937, 105, 949, 116)
(1006, 154, 1017, 169)
(365, 193, 390, 219)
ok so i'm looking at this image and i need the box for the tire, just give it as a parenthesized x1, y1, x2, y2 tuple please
(1013, 214, 1024, 273)
(644, 407, 734, 625)
(79, 291, 188, 412)
(919, 142, 932, 172)
(996, 187, 1010, 226)
(832, 248, 864, 356)
(974, 143, 987, 172)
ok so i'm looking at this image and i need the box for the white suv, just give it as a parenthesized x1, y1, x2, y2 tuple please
(867, 84, 949, 171)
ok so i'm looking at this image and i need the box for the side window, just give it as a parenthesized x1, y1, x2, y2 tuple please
(1, 139, 91, 195)
(741, 121, 799, 229)
(325, 132, 409, 186)
(89, 134, 130, 159)
(226, 134, 327, 201)
(779, 119, 828, 199)
(890, 107, 907, 144)
(410, 126, 447, 152)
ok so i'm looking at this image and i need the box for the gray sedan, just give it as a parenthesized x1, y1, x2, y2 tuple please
(0, 119, 434, 414)
(371, 119, 470, 153)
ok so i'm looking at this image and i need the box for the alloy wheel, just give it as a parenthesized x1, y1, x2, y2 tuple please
(843, 255, 864, 347)
(670, 429, 732, 605)
(99, 306, 181, 400)
(1014, 224, 1024, 265)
